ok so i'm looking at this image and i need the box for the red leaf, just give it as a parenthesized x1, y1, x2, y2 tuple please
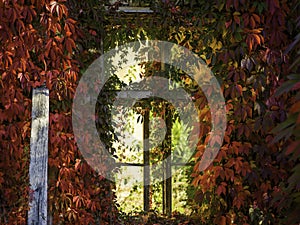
(216, 182, 227, 195)
(225, 20, 232, 29)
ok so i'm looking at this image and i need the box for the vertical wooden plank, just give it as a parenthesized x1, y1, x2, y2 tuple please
(166, 111, 172, 216)
(161, 43, 171, 215)
(163, 107, 172, 216)
(143, 110, 150, 212)
(28, 87, 49, 225)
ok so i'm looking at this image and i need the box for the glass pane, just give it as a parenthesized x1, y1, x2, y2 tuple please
(172, 165, 193, 214)
(114, 166, 144, 213)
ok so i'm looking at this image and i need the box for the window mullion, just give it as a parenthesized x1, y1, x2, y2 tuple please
(143, 110, 150, 212)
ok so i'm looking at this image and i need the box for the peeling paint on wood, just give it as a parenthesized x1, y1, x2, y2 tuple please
(28, 87, 49, 225)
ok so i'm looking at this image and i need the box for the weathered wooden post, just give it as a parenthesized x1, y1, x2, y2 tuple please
(28, 86, 49, 225)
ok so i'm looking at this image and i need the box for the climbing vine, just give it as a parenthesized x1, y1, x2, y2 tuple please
(0, 0, 299, 224)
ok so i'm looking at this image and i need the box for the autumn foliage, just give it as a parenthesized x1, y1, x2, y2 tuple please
(0, 0, 115, 224)
(0, 0, 299, 224)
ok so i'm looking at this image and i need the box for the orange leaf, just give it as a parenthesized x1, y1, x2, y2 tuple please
(253, 34, 261, 45)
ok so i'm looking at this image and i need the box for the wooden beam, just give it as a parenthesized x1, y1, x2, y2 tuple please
(143, 110, 150, 212)
(117, 7, 153, 13)
(163, 108, 172, 216)
(28, 87, 49, 225)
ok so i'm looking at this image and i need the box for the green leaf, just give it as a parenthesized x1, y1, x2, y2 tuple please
(272, 115, 297, 143)
(287, 74, 300, 80)
(272, 115, 297, 133)
(257, 2, 266, 14)
(275, 79, 298, 96)
(290, 56, 300, 70)
(287, 164, 300, 188)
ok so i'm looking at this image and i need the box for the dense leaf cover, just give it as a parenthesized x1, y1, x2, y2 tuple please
(0, 0, 299, 224)
(0, 0, 115, 224)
